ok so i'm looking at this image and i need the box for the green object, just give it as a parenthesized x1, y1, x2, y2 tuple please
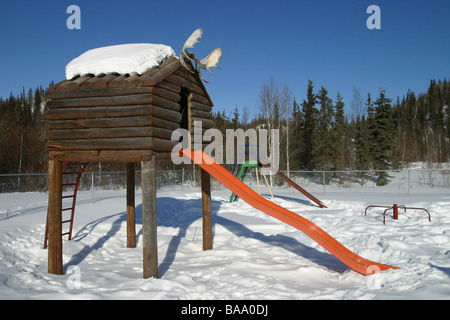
(229, 160, 258, 203)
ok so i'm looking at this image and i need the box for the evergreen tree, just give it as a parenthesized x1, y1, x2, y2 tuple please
(212, 108, 230, 134)
(373, 89, 395, 185)
(354, 115, 370, 170)
(273, 102, 281, 129)
(0, 85, 48, 173)
(231, 106, 240, 129)
(332, 92, 346, 171)
(290, 98, 303, 169)
(32, 86, 43, 121)
(313, 86, 334, 172)
(300, 80, 318, 170)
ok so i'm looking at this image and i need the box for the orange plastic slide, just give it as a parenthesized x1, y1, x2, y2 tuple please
(182, 149, 398, 276)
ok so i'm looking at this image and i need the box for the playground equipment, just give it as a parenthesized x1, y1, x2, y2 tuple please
(229, 159, 274, 203)
(230, 145, 274, 203)
(365, 204, 431, 224)
(182, 149, 398, 276)
(43, 162, 90, 249)
(230, 144, 327, 208)
(44, 35, 218, 278)
(43, 30, 396, 279)
(262, 164, 327, 208)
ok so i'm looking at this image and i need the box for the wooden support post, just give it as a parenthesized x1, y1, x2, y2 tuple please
(201, 168, 213, 251)
(48, 159, 63, 275)
(141, 156, 158, 279)
(126, 163, 136, 248)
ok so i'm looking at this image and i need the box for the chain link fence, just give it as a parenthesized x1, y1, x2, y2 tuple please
(1, 168, 449, 220)
(277, 169, 450, 194)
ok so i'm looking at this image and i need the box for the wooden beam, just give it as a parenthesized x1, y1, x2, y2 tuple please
(126, 163, 136, 248)
(190, 93, 212, 106)
(190, 101, 212, 113)
(46, 94, 154, 109)
(152, 138, 179, 153)
(47, 79, 67, 92)
(45, 105, 153, 120)
(158, 81, 180, 94)
(49, 150, 154, 163)
(80, 74, 117, 90)
(141, 156, 158, 279)
(152, 95, 180, 111)
(48, 159, 63, 275)
(45, 116, 180, 131)
(141, 58, 181, 86)
(174, 69, 202, 87)
(56, 76, 91, 90)
(154, 87, 181, 103)
(190, 108, 212, 119)
(166, 73, 206, 98)
(201, 168, 213, 251)
(164, 73, 189, 89)
(47, 137, 178, 153)
(47, 137, 154, 151)
(45, 104, 182, 123)
(119, 75, 141, 88)
(107, 75, 127, 88)
(46, 86, 152, 100)
(191, 117, 215, 129)
(47, 126, 174, 141)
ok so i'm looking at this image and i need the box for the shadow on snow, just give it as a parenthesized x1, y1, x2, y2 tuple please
(67, 196, 347, 276)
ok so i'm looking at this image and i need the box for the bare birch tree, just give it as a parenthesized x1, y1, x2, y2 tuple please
(351, 86, 366, 121)
(258, 77, 279, 186)
(280, 83, 293, 178)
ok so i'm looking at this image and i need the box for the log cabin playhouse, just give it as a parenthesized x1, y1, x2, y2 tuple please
(44, 45, 217, 278)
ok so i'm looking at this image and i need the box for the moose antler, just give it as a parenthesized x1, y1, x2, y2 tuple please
(180, 28, 222, 83)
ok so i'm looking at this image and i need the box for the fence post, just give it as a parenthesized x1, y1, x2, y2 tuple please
(323, 172, 326, 194)
(407, 170, 411, 196)
(91, 172, 94, 203)
(182, 167, 185, 191)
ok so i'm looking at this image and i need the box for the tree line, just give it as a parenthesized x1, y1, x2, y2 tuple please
(0, 78, 449, 177)
(0, 86, 47, 174)
(212, 78, 450, 184)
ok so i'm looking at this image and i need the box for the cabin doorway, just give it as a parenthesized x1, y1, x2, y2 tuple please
(179, 87, 189, 132)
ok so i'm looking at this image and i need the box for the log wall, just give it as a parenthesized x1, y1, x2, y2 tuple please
(45, 57, 214, 161)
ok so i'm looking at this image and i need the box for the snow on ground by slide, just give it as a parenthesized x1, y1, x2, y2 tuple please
(0, 187, 449, 300)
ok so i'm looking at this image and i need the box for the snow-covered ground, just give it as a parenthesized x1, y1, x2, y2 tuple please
(0, 182, 449, 300)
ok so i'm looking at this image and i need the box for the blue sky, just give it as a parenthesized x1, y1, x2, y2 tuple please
(0, 0, 449, 118)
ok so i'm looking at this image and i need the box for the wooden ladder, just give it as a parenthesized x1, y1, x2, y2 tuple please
(44, 162, 90, 249)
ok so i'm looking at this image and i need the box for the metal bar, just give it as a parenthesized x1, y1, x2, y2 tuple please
(404, 207, 432, 222)
(365, 205, 392, 216)
(366, 204, 431, 224)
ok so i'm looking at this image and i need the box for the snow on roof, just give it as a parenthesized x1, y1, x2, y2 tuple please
(65, 43, 176, 80)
